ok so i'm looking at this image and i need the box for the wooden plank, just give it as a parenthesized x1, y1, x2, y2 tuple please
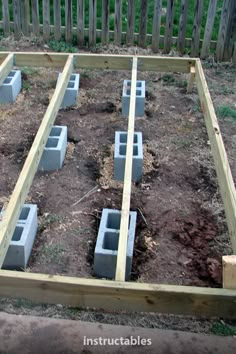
(222, 0, 236, 61)
(195, 59, 236, 253)
(77, 0, 84, 45)
(201, 0, 217, 59)
(139, 0, 148, 48)
(89, 0, 97, 47)
(191, 0, 204, 57)
(115, 57, 138, 282)
(152, 0, 162, 52)
(20, 0, 30, 36)
(114, 0, 122, 45)
(223, 256, 236, 289)
(102, 0, 109, 45)
(54, 0, 61, 41)
(65, 0, 73, 42)
(13, 0, 21, 40)
(0, 53, 14, 86)
(126, 0, 135, 45)
(164, 0, 175, 54)
(187, 66, 195, 93)
(0, 55, 74, 267)
(43, 0, 50, 40)
(216, 0, 231, 61)
(2, 0, 10, 36)
(31, 0, 40, 36)
(0, 270, 236, 319)
(177, 0, 190, 55)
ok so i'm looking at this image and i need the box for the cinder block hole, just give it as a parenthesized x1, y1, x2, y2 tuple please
(19, 207, 30, 221)
(8, 71, 15, 77)
(50, 127, 62, 137)
(70, 75, 76, 81)
(120, 133, 138, 144)
(119, 145, 138, 156)
(67, 81, 75, 88)
(136, 82, 142, 87)
(126, 89, 142, 96)
(106, 213, 130, 229)
(12, 226, 23, 242)
(103, 232, 119, 251)
(4, 78, 11, 84)
(46, 138, 59, 148)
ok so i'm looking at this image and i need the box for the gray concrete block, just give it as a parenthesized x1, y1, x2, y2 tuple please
(122, 80, 145, 117)
(3, 204, 38, 269)
(0, 70, 22, 104)
(58, 73, 80, 108)
(94, 208, 137, 280)
(114, 131, 143, 182)
(38, 125, 67, 171)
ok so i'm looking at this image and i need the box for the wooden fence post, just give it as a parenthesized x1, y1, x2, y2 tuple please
(222, 0, 236, 61)
(139, 0, 148, 48)
(13, 0, 21, 40)
(216, 0, 232, 61)
(43, 0, 50, 40)
(201, 0, 217, 59)
(54, 0, 61, 41)
(152, 0, 162, 52)
(65, 0, 73, 42)
(32, 0, 40, 37)
(164, 0, 175, 54)
(126, 0, 135, 46)
(2, 0, 10, 36)
(115, 0, 122, 45)
(77, 0, 84, 46)
(89, 0, 97, 47)
(177, 0, 189, 55)
(191, 0, 203, 57)
(20, 0, 30, 36)
(102, 0, 109, 45)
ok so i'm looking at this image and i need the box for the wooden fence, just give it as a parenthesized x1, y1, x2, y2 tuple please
(0, 0, 235, 61)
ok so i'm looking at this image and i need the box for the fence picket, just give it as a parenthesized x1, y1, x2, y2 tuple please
(164, 0, 175, 53)
(20, 0, 30, 36)
(13, 0, 21, 40)
(201, 0, 217, 59)
(102, 0, 109, 45)
(32, 0, 40, 36)
(222, 0, 236, 61)
(65, 0, 73, 42)
(191, 0, 204, 56)
(115, 0, 122, 44)
(2, 0, 10, 36)
(77, 0, 84, 45)
(177, 0, 189, 54)
(43, 0, 50, 40)
(152, 0, 162, 52)
(126, 0, 135, 45)
(89, 0, 97, 47)
(139, 0, 148, 48)
(54, 0, 61, 41)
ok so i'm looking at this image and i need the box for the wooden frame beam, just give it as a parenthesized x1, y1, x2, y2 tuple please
(0, 52, 235, 319)
(223, 255, 236, 289)
(0, 53, 14, 86)
(115, 57, 138, 281)
(0, 54, 74, 267)
(187, 65, 196, 93)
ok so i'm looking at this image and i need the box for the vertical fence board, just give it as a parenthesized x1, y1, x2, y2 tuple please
(216, 0, 231, 61)
(201, 0, 217, 58)
(223, 0, 236, 61)
(32, 0, 40, 36)
(43, 0, 50, 40)
(115, 0, 122, 44)
(77, 0, 84, 45)
(89, 0, 97, 47)
(65, 0, 73, 42)
(21, 0, 30, 36)
(152, 0, 162, 52)
(177, 0, 189, 54)
(191, 0, 204, 56)
(102, 0, 109, 45)
(139, 0, 148, 47)
(54, 0, 61, 41)
(126, 0, 135, 45)
(2, 0, 10, 36)
(164, 0, 175, 53)
(13, 0, 21, 40)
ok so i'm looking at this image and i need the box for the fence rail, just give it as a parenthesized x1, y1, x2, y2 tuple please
(0, 0, 235, 61)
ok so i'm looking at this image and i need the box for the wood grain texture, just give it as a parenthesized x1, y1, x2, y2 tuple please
(31, 0, 40, 36)
(216, 0, 232, 61)
(223, 256, 236, 289)
(20, 0, 30, 36)
(177, 0, 189, 54)
(77, 0, 84, 45)
(114, 0, 122, 44)
(89, 0, 97, 47)
(201, 0, 217, 58)
(139, 0, 148, 47)
(102, 0, 109, 45)
(65, 0, 73, 42)
(13, 0, 21, 40)
(164, 0, 175, 53)
(43, 0, 50, 39)
(191, 0, 204, 56)
(152, 0, 162, 52)
(126, 0, 135, 45)
(54, 0, 61, 41)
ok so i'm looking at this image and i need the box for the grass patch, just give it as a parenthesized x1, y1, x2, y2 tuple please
(216, 106, 236, 120)
(161, 73, 187, 88)
(38, 213, 63, 233)
(211, 322, 236, 336)
(47, 39, 77, 53)
(41, 244, 66, 263)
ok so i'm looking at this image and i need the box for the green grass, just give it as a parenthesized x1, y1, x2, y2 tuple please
(217, 105, 236, 120)
(0, 1, 223, 42)
(211, 322, 236, 336)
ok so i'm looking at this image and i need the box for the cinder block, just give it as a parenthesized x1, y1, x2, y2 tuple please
(2, 204, 38, 269)
(114, 131, 143, 182)
(38, 125, 67, 171)
(94, 208, 137, 280)
(57, 73, 80, 108)
(0, 70, 22, 104)
(122, 80, 145, 117)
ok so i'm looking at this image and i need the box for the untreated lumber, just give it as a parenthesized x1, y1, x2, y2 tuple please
(195, 59, 236, 253)
(0, 52, 14, 86)
(115, 57, 138, 281)
(223, 255, 236, 289)
(187, 65, 196, 93)
(0, 54, 74, 267)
